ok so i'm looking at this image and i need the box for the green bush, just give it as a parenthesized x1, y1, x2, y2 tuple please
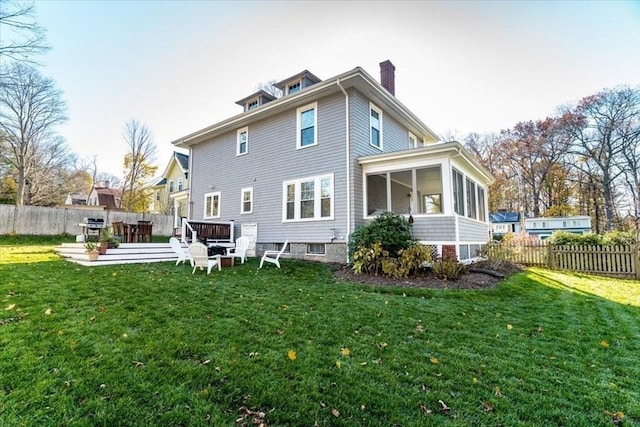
(601, 230, 637, 246)
(348, 212, 415, 260)
(548, 230, 637, 247)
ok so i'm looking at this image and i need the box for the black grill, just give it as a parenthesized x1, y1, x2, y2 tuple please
(78, 217, 106, 240)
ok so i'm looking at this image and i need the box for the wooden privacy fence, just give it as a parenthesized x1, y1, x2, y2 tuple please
(489, 241, 639, 279)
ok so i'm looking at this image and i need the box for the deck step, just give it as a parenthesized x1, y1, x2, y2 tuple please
(54, 243, 180, 266)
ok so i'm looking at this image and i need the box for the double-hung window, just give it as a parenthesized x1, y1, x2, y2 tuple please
(452, 169, 465, 216)
(297, 102, 317, 148)
(204, 191, 221, 219)
(240, 187, 253, 214)
(169, 180, 175, 193)
(283, 174, 333, 221)
(178, 178, 183, 191)
(370, 103, 383, 149)
(237, 127, 248, 156)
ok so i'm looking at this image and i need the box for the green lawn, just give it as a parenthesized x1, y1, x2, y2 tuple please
(1, 237, 639, 426)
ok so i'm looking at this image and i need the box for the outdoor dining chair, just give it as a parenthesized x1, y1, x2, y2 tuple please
(111, 221, 125, 243)
(135, 220, 153, 243)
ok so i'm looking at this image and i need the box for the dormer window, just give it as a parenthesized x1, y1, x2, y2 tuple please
(288, 81, 301, 95)
(235, 90, 276, 112)
(274, 70, 322, 97)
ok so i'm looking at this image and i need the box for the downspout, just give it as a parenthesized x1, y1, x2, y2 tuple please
(337, 79, 351, 262)
(187, 144, 193, 221)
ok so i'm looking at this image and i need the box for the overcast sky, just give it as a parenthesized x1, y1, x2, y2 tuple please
(34, 0, 640, 177)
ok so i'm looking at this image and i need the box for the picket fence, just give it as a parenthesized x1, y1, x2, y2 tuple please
(490, 241, 639, 279)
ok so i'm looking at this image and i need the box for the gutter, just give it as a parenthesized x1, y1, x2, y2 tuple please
(337, 78, 351, 260)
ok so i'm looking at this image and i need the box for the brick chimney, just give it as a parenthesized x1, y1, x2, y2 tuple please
(379, 60, 395, 95)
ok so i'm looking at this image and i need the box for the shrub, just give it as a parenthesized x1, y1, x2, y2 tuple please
(601, 230, 637, 246)
(432, 257, 466, 281)
(379, 244, 435, 279)
(349, 212, 415, 260)
(480, 240, 515, 271)
(548, 230, 637, 247)
(351, 242, 388, 276)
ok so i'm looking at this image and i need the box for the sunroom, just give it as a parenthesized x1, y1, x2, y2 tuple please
(358, 141, 494, 260)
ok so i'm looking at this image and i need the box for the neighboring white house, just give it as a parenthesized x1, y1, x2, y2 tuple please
(489, 211, 522, 237)
(524, 216, 592, 239)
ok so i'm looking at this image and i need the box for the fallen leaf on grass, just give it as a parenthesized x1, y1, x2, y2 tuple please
(438, 400, 451, 415)
(601, 340, 609, 348)
(481, 401, 494, 412)
(5, 304, 15, 310)
(335, 360, 342, 368)
(506, 324, 513, 330)
(287, 350, 296, 361)
(340, 347, 350, 357)
(604, 410, 624, 425)
(331, 408, 340, 417)
(44, 308, 52, 315)
(419, 403, 432, 415)
(430, 357, 439, 364)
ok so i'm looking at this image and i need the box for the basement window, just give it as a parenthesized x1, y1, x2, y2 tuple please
(306, 243, 326, 255)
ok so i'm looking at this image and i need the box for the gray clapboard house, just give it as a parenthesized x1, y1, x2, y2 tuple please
(172, 61, 494, 263)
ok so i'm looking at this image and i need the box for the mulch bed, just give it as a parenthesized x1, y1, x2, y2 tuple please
(333, 261, 523, 290)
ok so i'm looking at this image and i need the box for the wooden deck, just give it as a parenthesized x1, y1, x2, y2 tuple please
(55, 243, 180, 267)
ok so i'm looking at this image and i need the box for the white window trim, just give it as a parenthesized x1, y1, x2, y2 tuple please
(282, 173, 334, 222)
(370, 102, 383, 150)
(237, 127, 248, 156)
(168, 179, 175, 193)
(452, 168, 465, 216)
(240, 187, 253, 215)
(408, 132, 418, 149)
(296, 102, 318, 149)
(204, 191, 221, 219)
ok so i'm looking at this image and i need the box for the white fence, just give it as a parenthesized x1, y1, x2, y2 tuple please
(0, 204, 174, 236)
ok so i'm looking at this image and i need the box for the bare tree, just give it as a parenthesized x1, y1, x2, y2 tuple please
(0, 62, 68, 205)
(255, 80, 282, 99)
(121, 119, 157, 212)
(0, 0, 49, 64)
(564, 86, 640, 231)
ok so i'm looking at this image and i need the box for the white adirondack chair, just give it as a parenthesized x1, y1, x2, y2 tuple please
(259, 240, 289, 269)
(170, 237, 192, 266)
(189, 242, 220, 274)
(226, 236, 250, 264)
